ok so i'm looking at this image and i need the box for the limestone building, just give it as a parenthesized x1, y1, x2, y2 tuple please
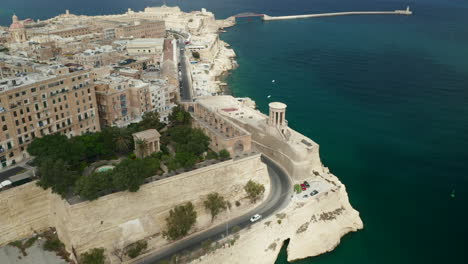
(94, 75, 152, 128)
(192, 95, 325, 179)
(115, 20, 165, 39)
(132, 129, 160, 158)
(187, 99, 252, 156)
(0, 64, 100, 168)
(126, 38, 165, 56)
(9, 15, 27, 43)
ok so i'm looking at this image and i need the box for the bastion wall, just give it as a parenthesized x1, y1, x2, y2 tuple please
(233, 121, 325, 181)
(0, 154, 269, 256)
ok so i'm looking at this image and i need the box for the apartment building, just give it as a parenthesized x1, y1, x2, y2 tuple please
(115, 21, 165, 39)
(94, 75, 152, 128)
(0, 65, 100, 168)
(50, 26, 91, 38)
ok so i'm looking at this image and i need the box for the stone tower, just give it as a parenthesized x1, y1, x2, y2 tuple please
(9, 14, 27, 43)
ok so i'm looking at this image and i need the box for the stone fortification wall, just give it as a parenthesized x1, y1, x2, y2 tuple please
(233, 120, 325, 181)
(0, 183, 51, 244)
(0, 154, 269, 257)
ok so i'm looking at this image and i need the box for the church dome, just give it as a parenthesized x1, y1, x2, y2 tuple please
(10, 22, 24, 30)
(10, 14, 24, 30)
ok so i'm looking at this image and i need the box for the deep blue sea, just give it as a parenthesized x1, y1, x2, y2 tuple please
(2, 1, 467, 263)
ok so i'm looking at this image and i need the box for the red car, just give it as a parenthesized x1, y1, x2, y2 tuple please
(300, 183, 307, 191)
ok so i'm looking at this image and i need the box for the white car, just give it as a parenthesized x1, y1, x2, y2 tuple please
(250, 214, 262, 222)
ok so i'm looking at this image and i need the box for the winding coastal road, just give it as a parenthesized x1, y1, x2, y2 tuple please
(137, 155, 292, 264)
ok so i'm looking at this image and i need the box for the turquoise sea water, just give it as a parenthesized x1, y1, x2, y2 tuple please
(1, 1, 467, 263)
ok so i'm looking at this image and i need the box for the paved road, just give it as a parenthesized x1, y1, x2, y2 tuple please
(178, 41, 193, 102)
(137, 155, 292, 264)
(0, 166, 26, 182)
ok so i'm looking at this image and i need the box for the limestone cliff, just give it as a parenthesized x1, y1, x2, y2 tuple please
(189, 172, 363, 264)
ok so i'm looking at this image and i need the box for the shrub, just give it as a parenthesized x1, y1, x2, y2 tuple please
(43, 236, 64, 252)
(231, 225, 241, 233)
(218, 149, 230, 160)
(235, 200, 241, 207)
(80, 248, 105, 264)
(206, 151, 218, 160)
(126, 240, 148, 259)
(201, 239, 212, 251)
(294, 184, 302, 194)
(277, 219, 282, 225)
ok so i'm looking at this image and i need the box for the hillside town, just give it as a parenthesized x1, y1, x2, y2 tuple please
(0, 5, 362, 264)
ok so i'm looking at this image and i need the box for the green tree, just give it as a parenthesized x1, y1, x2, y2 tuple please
(192, 51, 200, 59)
(204, 192, 227, 221)
(168, 106, 192, 126)
(80, 248, 105, 264)
(28, 134, 84, 169)
(218, 149, 230, 160)
(244, 180, 266, 203)
(169, 127, 209, 156)
(205, 151, 218, 160)
(113, 159, 147, 192)
(163, 202, 197, 240)
(112, 128, 132, 154)
(174, 152, 197, 169)
(139, 111, 164, 130)
(37, 158, 78, 197)
(141, 156, 161, 177)
(75, 171, 113, 200)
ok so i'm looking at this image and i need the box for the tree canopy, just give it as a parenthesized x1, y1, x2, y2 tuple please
(218, 149, 231, 160)
(204, 192, 228, 221)
(163, 202, 197, 240)
(244, 180, 266, 203)
(168, 106, 192, 126)
(37, 158, 78, 197)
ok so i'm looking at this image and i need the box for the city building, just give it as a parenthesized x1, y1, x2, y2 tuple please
(73, 46, 120, 68)
(49, 26, 91, 38)
(186, 98, 252, 156)
(126, 38, 165, 56)
(9, 15, 28, 43)
(94, 75, 152, 128)
(115, 20, 165, 39)
(0, 64, 100, 168)
(147, 79, 175, 122)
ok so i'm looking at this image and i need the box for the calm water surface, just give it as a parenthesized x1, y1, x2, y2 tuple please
(1, 1, 467, 263)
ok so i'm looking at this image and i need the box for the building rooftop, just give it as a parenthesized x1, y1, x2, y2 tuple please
(127, 38, 164, 46)
(133, 129, 161, 140)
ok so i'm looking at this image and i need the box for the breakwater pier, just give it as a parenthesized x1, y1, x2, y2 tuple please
(262, 6, 412, 21)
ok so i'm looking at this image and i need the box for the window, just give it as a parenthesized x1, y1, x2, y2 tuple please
(2, 125, 7, 131)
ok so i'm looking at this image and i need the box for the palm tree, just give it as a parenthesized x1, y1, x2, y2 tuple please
(135, 138, 148, 158)
(114, 129, 131, 154)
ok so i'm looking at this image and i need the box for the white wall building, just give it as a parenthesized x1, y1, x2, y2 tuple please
(126, 38, 164, 56)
